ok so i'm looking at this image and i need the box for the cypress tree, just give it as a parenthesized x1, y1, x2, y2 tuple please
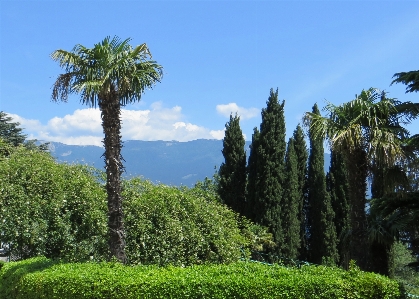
(218, 114, 247, 215)
(293, 124, 309, 260)
(248, 88, 287, 254)
(281, 137, 300, 259)
(246, 127, 260, 221)
(307, 104, 338, 265)
(327, 150, 350, 268)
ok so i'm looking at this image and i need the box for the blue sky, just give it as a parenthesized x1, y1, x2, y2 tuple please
(1, 0, 419, 146)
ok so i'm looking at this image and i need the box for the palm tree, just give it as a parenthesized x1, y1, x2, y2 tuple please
(392, 70, 419, 93)
(304, 88, 411, 270)
(51, 36, 163, 263)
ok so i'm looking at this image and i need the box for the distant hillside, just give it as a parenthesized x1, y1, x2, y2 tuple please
(48, 140, 331, 186)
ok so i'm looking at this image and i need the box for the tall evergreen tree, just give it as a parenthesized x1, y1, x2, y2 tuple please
(293, 124, 309, 260)
(247, 88, 287, 254)
(246, 127, 260, 221)
(307, 104, 338, 265)
(281, 137, 300, 259)
(0, 111, 26, 146)
(327, 150, 350, 268)
(218, 114, 247, 215)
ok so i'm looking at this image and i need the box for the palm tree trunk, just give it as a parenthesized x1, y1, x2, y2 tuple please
(99, 86, 127, 263)
(347, 147, 369, 270)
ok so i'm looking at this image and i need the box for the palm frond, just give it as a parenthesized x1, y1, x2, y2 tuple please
(51, 36, 163, 108)
(391, 70, 419, 93)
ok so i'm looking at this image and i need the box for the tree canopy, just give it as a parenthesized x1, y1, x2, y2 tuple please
(247, 89, 286, 255)
(0, 111, 26, 146)
(218, 114, 247, 215)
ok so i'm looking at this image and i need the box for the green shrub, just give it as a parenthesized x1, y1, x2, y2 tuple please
(0, 257, 405, 299)
(122, 178, 248, 266)
(390, 241, 419, 296)
(0, 147, 108, 261)
(0, 146, 252, 266)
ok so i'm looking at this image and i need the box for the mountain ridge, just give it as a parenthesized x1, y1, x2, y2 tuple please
(47, 139, 331, 186)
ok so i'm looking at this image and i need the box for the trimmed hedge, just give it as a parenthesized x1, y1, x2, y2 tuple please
(0, 257, 405, 299)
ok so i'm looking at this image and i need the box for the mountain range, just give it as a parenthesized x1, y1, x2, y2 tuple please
(48, 139, 331, 186)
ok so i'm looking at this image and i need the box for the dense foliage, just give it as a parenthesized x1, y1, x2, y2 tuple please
(0, 144, 260, 266)
(292, 124, 309, 260)
(122, 178, 248, 266)
(304, 88, 419, 271)
(307, 104, 338, 265)
(391, 241, 419, 295)
(0, 257, 405, 299)
(281, 138, 300, 259)
(218, 113, 247, 215)
(245, 127, 260, 220)
(326, 150, 350, 268)
(0, 145, 108, 261)
(247, 89, 287, 255)
(0, 111, 26, 146)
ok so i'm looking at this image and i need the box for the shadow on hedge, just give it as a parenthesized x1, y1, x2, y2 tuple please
(0, 257, 58, 298)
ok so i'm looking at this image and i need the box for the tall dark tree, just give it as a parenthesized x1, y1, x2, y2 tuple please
(305, 88, 417, 270)
(218, 114, 247, 215)
(281, 137, 300, 259)
(0, 111, 26, 146)
(247, 88, 286, 254)
(327, 150, 350, 268)
(51, 36, 163, 263)
(307, 104, 338, 265)
(293, 124, 309, 260)
(246, 127, 260, 221)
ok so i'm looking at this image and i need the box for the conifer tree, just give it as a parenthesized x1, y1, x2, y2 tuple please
(293, 124, 309, 260)
(248, 88, 287, 253)
(0, 111, 26, 146)
(327, 150, 350, 268)
(218, 114, 247, 215)
(307, 104, 338, 265)
(246, 127, 260, 221)
(281, 137, 300, 259)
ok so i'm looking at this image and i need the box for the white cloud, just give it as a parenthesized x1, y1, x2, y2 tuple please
(8, 102, 224, 146)
(7, 114, 43, 132)
(48, 109, 102, 134)
(210, 129, 225, 140)
(216, 103, 259, 120)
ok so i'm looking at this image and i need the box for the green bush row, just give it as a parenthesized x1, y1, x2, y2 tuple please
(0, 145, 269, 265)
(0, 257, 405, 299)
(0, 146, 108, 261)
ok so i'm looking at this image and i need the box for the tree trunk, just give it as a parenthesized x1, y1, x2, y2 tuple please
(99, 86, 127, 263)
(347, 147, 369, 270)
(369, 240, 390, 276)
